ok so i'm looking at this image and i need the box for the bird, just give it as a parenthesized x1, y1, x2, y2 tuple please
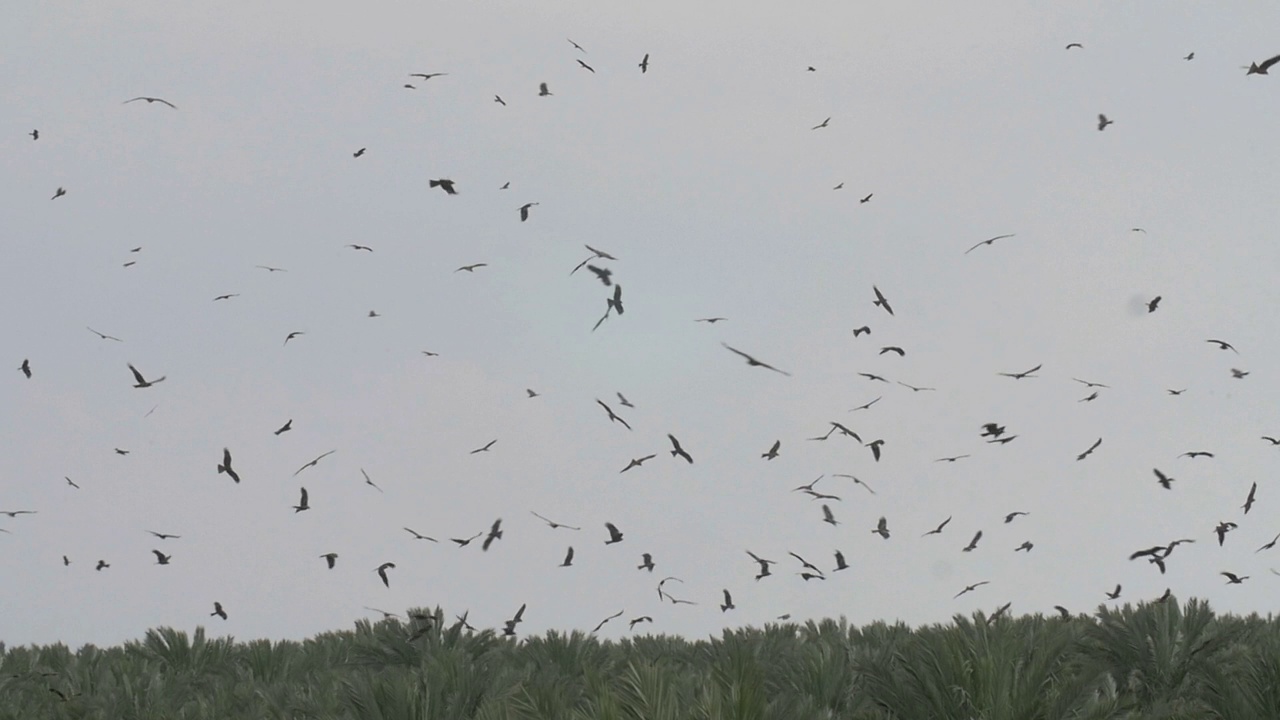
(1076, 437, 1103, 461)
(720, 590, 735, 612)
(604, 522, 624, 544)
(872, 286, 894, 315)
(283, 332, 304, 345)
(935, 455, 970, 463)
(695, 317, 727, 324)
(833, 182, 844, 190)
(320, 553, 338, 569)
(761, 440, 781, 460)
(1215, 521, 1239, 546)
(620, 455, 656, 473)
(872, 517, 890, 539)
(114, 448, 130, 456)
(567, 38, 586, 52)
(274, 419, 292, 435)
(1179, 451, 1214, 459)
(922, 516, 952, 537)
(570, 244, 618, 274)
(576, 59, 595, 73)
(470, 440, 497, 454)
(482, 519, 503, 551)
(455, 263, 487, 273)
(850, 397, 882, 411)
(954, 581, 990, 599)
(539, 82, 552, 96)
(721, 343, 791, 375)
(1243, 483, 1257, 514)
(811, 117, 830, 130)
(352, 148, 365, 158)
(152, 550, 172, 565)
(1152, 469, 1175, 489)
(1206, 339, 1238, 353)
(616, 392, 634, 408)
(346, 244, 373, 252)
(866, 439, 885, 462)
(879, 346, 905, 357)
(821, 504, 839, 526)
(965, 234, 1016, 255)
(1246, 54, 1280, 75)
(293, 450, 336, 476)
(18, 359, 30, 379)
(148, 531, 180, 540)
(87, 327, 123, 342)
(1097, 114, 1113, 131)
(450, 532, 481, 547)
(51, 187, 66, 200)
(1004, 512, 1029, 524)
(1231, 368, 1250, 379)
(494, 95, 506, 106)
(962, 530, 983, 552)
(999, 364, 1041, 380)
(1255, 532, 1280, 553)
(1184, 52, 1195, 61)
(637, 553, 655, 572)
(375, 562, 395, 587)
(1167, 388, 1187, 395)
(503, 604, 527, 636)
(1073, 378, 1109, 389)
(859, 193, 873, 204)
(519, 202, 539, 222)
(1078, 392, 1099, 403)
(62, 555, 70, 566)
(1105, 585, 1122, 600)
(586, 265, 612, 286)
(559, 547, 574, 567)
(429, 179, 457, 195)
(127, 363, 165, 388)
(256, 265, 287, 273)
(788, 552, 823, 574)
(292, 487, 310, 513)
(667, 434, 693, 463)
(628, 616, 652, 630)
(746, 551, 775, 580)
(1221, 572, 1249, 584)
(64, 477, 79, 489)
(217, 448, 241, 484)
(1262, 436, 1280, 445)
(592, 286, 625, 331)
(211, 602, 227, 620)
(1054, 606, 1071, 619)
(1147, 296, 1162, 312)
(212, 293, 239, 301)
(124, 96, 177, 109)
(1015, 541, 1034, 552)
(596, 399, 632, 429)
(409, 72, 447, 80)
(531, 512, 580, 531)
(591, 610, 624, 634)
(1065, 43, 1083, 50)
(404, 528, 437, 542)
(30, 129, 37, 140)
(852, 326, 871, 336)
(858, 372, 889, 383)
(95, 560, 109, 571)
(833, 550, 849, 571)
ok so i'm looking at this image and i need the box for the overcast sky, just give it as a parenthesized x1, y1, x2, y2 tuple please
(4, 1, 1280, 648)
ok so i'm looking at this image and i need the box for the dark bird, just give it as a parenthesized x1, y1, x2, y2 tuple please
(833, 182, 844, 190)
(586, 265, 612, 286)
(531, 511, 580, 531)
(696, 317, 727, 324)
(1004, 512, 1029, 524)
(1215, 521, 1238, 546)
(872, 516, 890, 539)
(274, 419, 292, 435)
(935, 455, 970, 463)
(1155, 588, 1172, 603)
(746, 551, 775, 580)
(87, 327, 123, 342)
(293, 450, 336, 476)
(353, 148, 365, 158)
(1262, 436, 1280, 445)
(320, 553, 338, 569)
(963, 530, 983, 552)
(1184, 52, 1195, 61)
(1097, 114, 1113, 131)
(429, 179, 457, 195)
(128, 363, 165, 388)
(559, 547, 574, 567)
(30, 129, 37, 140)
(834, 550, 849, 571)
(850, 396, 882, 411)
(592, 285, 625, 331)
(965, 234, 1016, 255)
(148, 531, 180, 540)
(1246, 53, 1280, 75)
(821, 504, 839, 526)
(1231, 368, 1250, 379)
(1065, 43, 1083, 50)
(568, 38, 586, 52)
(494, 95, 506, 106)
(292, 487, 310, 513)
(63, 555, 70, 566)
(217, 448, 241, 484)
(604, 522, 624, 544)
(455, 263, 488, 273)
(1206, 339, 1238, 353)
(96, 560, 109, 571)
(51, 187, 66, 200)
(1167, 388, 1187, 395)
(404, 528, 437, 542)
(65, 477, 79, 489)
(482, 518, 503, 551)
(811, 117, 830, 130)
(852, 326, 871, 336)
(591, 610, 624, 633)
(720, 590, 735, 612)
(152, 550, 172, 565)
(988, 435, 1019, 445)
(470, 439, 497, 454)
(346, 244, 373, 252)
(639, 54, 649, 73)
(1221, 571, 1249, 584)
(504, 605, 527, 636)
(629, 615, 652, 630)
(1255, 532, 1280, 553)
(1105, 585, 1122, 600)
(1243, 482, 1257, 514)
(638, 553, 655, 572)
(539, 82, 552, 96)
(981, 423, 1006, 438)
(375, 562, 395, 587)
(721, 343, 791, 375)
(859, 193, 873, 204)
(668, 434, 693, 463)
(1073, 378, 1110, 388)
(570, 244, 618, 274)
(283, 331, 304, 345)
(124, 96, 177, 109)
(1015, 541, 1034, 552)
(872, 286, 894, 315)
(18, 359, 30, 379)
(954, 581, 990, 599)
(576, 59, 595, 73)
(999, 364, 1041, 380)
(213, 293, 239, 301)
(859, 372, 889, 383)
(879, 346, 905, 356)
(596, 399, 632, 430)
(1079, 392, 1099, 403)
(620, 455, 656, 473)
(409, 72, 447, 80)
(114, 448, 130, 456)
(1055, 606, 1071, 619)
(1180, 451, 1214, 459)
(616, 392, 634, 408)
(1076, 437, 1103, 461)
(762, 440, 781, 460)
(211, 602, 227, 620)
(450, 532, 481, 547)
(519, 202, 539, 221)
(1147, 296, 1162, 312)
(256, 265, 287, 273)
(922, 516, 952, 537)
(788, 552, 822, 574)
(866, 439, 885, 462)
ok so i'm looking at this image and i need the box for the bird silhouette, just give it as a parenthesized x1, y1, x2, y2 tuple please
(595, 399, 632, 430)
(274, 419, 292, 435)
(637, 553, 655, 572)
(721, 343, 791, 375)
(880, 346, 905, 356)
(519, 202, 539, 221)
(811, 117, 830, 130)
(1243, 483, 1257, 514)
(576, 59, 595, 73)
(211, 602, 227, 620)
(833, 550, 849, 571)
(1004, 512, 1029, 524)
(1147, 296, 1162, 312)
(559, 547, 574, 567)
(293, 450, 336, 476)
(963, 530, 983, 552)
(217, 448, 241, 484)
(860, 193, 873, 204)
(821, 504, 839, 526)
(409, 72, 447, 80)
(127, 363, 165, 388)
(482, 518, 503, 551)
(51, 187, 66, 200)
(872, 516, 890, 539)
(152, 550, 171, 565)
(1106, 585, 1122, 599)
(1097, 114, 1113, 131)
(999, 364, 1041, 380)
(872, 286, 894, 315)
(720, 590, 735, 612)
(375, 562, 395, 587)
(455, 263, 488, 273)
(87, 327, 123, 342)
(620, 455, 657, 473)
(1065, 43, 1083, 50)
(1076, 438, 1103, 461)
(124, 96, 177, 109)
(429, 179, 457, 195)
(292, 487, 309, 513)
(639, 54, 649, 73)
(18, 359, 30, 379)
(667, 434, 693, 463)
(591, 610, 624, 633)
(148, 531, 180, 540)
(539, 82, 552, 96)
(604, 522, 624, 544)
(761, 440, 781, 460)
(965, 234, 1016, 255)
(470, 440, 497, 454)
(922, 516, 952, 537)
(531, 512, 581, 530)
(353, 148, 365, 158)
(404, 528, 437, 542)
(320, 553, 338, 569)
(1206, 339, 1238, 353)
(1221, 571, 1249, 584)
(954, 581, 989, 599)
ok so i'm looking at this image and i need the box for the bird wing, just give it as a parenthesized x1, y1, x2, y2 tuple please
(127, 364, 146, 384)
(1261, 54, 1280, 72)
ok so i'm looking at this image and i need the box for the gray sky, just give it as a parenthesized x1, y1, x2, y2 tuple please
(5, 1, 1280, 647)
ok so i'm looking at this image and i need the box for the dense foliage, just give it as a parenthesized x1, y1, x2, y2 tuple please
(4, 597, 1278, 719)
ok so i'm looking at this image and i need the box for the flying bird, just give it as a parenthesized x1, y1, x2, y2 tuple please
(539, 82, 552, 96)
(965, 234, 1016, 255)
(127, 363, 165, 388)
(720, 590, 735, 612)
(283, 331, 304, 345)
(1243, 482, 1257, 514)
(821, 504, 838, 526)
(494, 95, 506, 106)
(872, 516, 890, 539)
(999, 364, 1042, 380)
(292, 487, 310, 513)
(217, 448, 241, 484)
(124, 96, 177, 109)
(274, 419, 292, 435)
(409, 72, 447, 80)
(667, 434, 693, 463)
(212, 293, 239, 301)
(834, 550, 849, 571)
(1184, 52, 1195, 61)
(721, 343, 791, 375)
(761, 440, 781, 460)
(482, 518, 503, 550)
(604, 522, 624, 544)
(451, 532, 481, 547)
(1246, 53, 1280, 75)
(586, 265, 612, 286)
(695, 317, 727, 324)
(1231, 368, 1250, 379)
(954, 581, 990, 599)
(352, 148, 365, 158)
(1255, 532, 1280, 553)
(404, 528, 437, 542)
(1147, 296, 1162, 313)
(811, 117, 830, 130)
(591, 610, 625, 633)
(293, 450, 336, 476)
(850, 396, 882, 411)
(519, 202, 539, 221)
(866, 439, 885, 462)
(638, 553, 655, 572)
(320, 553, 338, 569)
(962, 530, 983, 552)
(559, 547, 574, 567)
(1097, 114, 1113, 131)
(852, 326, 871, 336)
(531, 512, 580, 531)
(87, 327, 123, 342)
(1206, 339, 1237, 353)
(1065, 43, 1083, 50)
(1015, 541, 1034, 552)
(18, 359, 30, 379)
(615, 392, 634, 408)
(1221, 571, 1249, 584)
(30, 129, 37, 140)
(1179, 451, 1214, 459)
(1073, 378, 1109, 388)
(1215, 521, 1239, 546)
(455, 263, 487, 273)
(470, 439, 497, 454)
(879, 346, 905, 357)
(346, 244, 373, 252)
(638, 54, 649, 73)
(428, 179, 457, 195)
(152, 550, 171, 565)
(620, 455, 656, 473)
(375, 562, 395, 587)
(935, 455, 970, 463)
(576, 59, 595, 73)
(148, 531, 180, 540)
(1004, 512, 1029, 524)
(872, 286, 894, 315)
(567, 38, 586, 52)
(211, 602, 227, 620)
(1076, 438, 1103, 461)
(1105, 585, 1122, 600)
(595, 399, 632, 430)
(51, 187, 66, 200)
(859, 193, 873, 204)
(922, 516, 952, 537)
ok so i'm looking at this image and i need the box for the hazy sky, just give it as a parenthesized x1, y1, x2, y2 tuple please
(5, 1, 1280, 647)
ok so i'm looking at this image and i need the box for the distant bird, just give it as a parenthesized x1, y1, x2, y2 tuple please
(720, 590, 735, 612)
(421, 351, 439, 357)
(866, 439, 885, 462)
(494, 95, 506, 106)
(616, 392, 634, 408)
(1105, 585, 1122, 600)
(859, 193, 873, 204)
(591, 610, 624, 633)
(1015, 541, 1034, 552)
(1180, 451, 1214, 459)
(1167, 388, 1187, 396)
(409, 72, 447, 80)
(470, 439, 497, 454)
(834, 550, 849, 571)
(503, 604, 527, 636)
(216, 448, 240, 481)
(152, 550, 172, 565)
(999, 364, 1041, 380)
(1221, 571, 1249, 584)
(1206, 339, 1237, 353)
(935, 455, 969, 463)
(586, 265, 612, 286)
(721, 343, 791, 375)
(87, 327, 123, 342)
(450, 532, 481, 547)
(292, 487, 310, 513)
(1073, 378, 1109, 388)
(821, 504, 838, 526)
(114, 448, 130, 456)
(65, 477, 79, 489)
(989, 435, 1019, 445)
(320, 553, 338, 569)
(1243, 482, 1257, 514)
(982, 423, 1009, 438)
(353, 148, 365, 158)
(954, 581, 989, 599)
(519, 202, 539, 221)
(1065, 43, 1083, 50)
(620, 455, 656, 473)
(668, 434, 693, 463)
(274, 419, 292, 435)
(375, 562, 395, 587)
(1004, 511, 1029, 524)
(293, 450, 336, 476)
(596, 399, 632, 430)
(859, 372, 888, 383)
(429, 179, 457, 195)
(629, 616, 652, 630)
(404, 528, 437, 542)
(346, 244, 373, 252)
(148, 531, 180, 540)
(127, 364, 165, 388)
(256, 265, 287, 273)
(638, 54, 649, 73)
(1256, 532, 1280, 553)
(1076, 437, 1103, 461)
(879, 346, 905, 356)
(283, 331, 304, 345)
(965, 234, 1016, 255)
(850, 396, 882, 411)
(872, 516, 890, 539)
(124, 96, 177, 109)
(1079, 392, 1099, 403)
(1097, 114, 1113, 131)
(638, 553, 655, 572)
(1184, 52, 1195, 61)
(811, 117, 830, 130)
(1054, 606, 1071, 619)
(482, 518, 503, 550)
(696, 317, 727, 324)
(833, 182, 844, 190)
(455, 263, 488, 273)
(1231, 368, 1250, 379)
(592, 286, 625, 331)
(1246, 54, 1280, 75)
(576, 59, 595, 73)
(213, 293, 239, 301)
(531, 511, 580, 531)
(559, 547, 574, 567)
(747, 551, 775, 580)
(211, 602, 227, 620)
(1215, 521, 1239, 546)
(570, 244, 618, 275)
(604, 522, 624, 544)
(18, 359, 30, 379)
(62, 555, 70, 565)
(1147, 296, 1162, 312)
(30, 129, 37, 140)
(568, 38, 586, 52)
(962, 530, 983, 552)
(539, 82, 552, 96)
(872, 286, 894, 315)
(922, 516, 952, 537)
(1262, 436, 1280, 446)
(96, 560, 109, 571)
(762, 440, 781, 460)
(51, 187, 65, 200)
(852, 326, 871, 336)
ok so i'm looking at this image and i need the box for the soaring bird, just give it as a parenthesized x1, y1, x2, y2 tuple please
(559, 547, 574, 567)
(570, 244, 618, 275)
(1262, 436, 1280, 446)
(852, 326, 871, 336)
(1256, 532, 1280, 553)
(963, 530, 983, 552)
(87, 327, 123, 342)
(539, 82, 552, 96)
(965, 234, 1016, 255)
(1065, 43, 1083, 50)
(519, 202, 539, 221)
(451, 532, 481, 547)
(1147, 296, 1162, 313)
(292, 487, 310, 513)
(1246, 54, 1280, 75)
(880, 346, 905, 356)
(1097, 114, 1113, 131)
(1243, 482, 1257, 514)
(320, 553, 338, 569)
(96, 560, 110, 571)
(152, 550, 172, 565)
(615, 392, 634, 408)
(128, 363, 165, 388)
(721, 343, 791, 375)
(148, 531, 180, 540)
(850, 396, 882, 411)
(746, 551, 775, 580)
(999, 364, 1041, 380)
(604, 522, 624, 544)
(866, 439, 885, 462)
(1076, 437, 1103, 461)
(568, 38, 586, 52)
(274, 419, 292, 435)
(586, 265, 612, 286)
(720, 590, 735, 612)
(1105, 585, 1122, 600)
(482, 518, 503, 550)
(494, 95, 506, 106)
(346, 244, 373, 252)
(620, 455, 656, 473)
(217, 448, 241, 484)
(935, 455, 970, 463)
(821, 504, 839, 526)
(637, 553, 655, 572)
(353, 148, 365, 158)
(51, 187, 66, 199)
(696, 317, 727, 324)
(531, 512, 580, 530)
(30, 129, 38, 140)
(404, 528, 437, 542)
(922, 516, 952, 537)
(1215, 521, 1239, 546)
(1073, 378, 1110, 388)
(455, 263, 487, 273)
(283, 331, 304, 345)
(592, 286, 625, 331)
(591, 610, 624, 633)
(667, 434, 693, 463)
(429, 179, 457, 195)
(872, 286, 894, 315)
(375, 562, 395, 587)
(1180, 451, 1214, 459)
(811, 117, 830, 130)
(470, 439, 497, 454)
(18, 359, 30, 378)
(1206, 339, 1237, 353)
(639, 54, 649, 73)
(954, 581, 989, 599)
(596, 399, 632, 429)
(1015, 541, 1034, 552)
(212, 293, 239, 301)
(409, 72, 447, 80)
(293, 450, 336, 476)
(124, 96, 177, 108)
(1221, 571, 1249, 584)
(834, 550, 849, 571)
(576, 59, 595, 73)
(629, 615, 652, 630)
(860, 193, 873, 204)
(761, 440, 781, 460)
(503, 604, 527, 636)
(211, 602, 227, 620)
(872, 516, 890, 539)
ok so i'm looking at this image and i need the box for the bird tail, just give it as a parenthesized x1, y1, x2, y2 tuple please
(217, 464, 225, 474)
